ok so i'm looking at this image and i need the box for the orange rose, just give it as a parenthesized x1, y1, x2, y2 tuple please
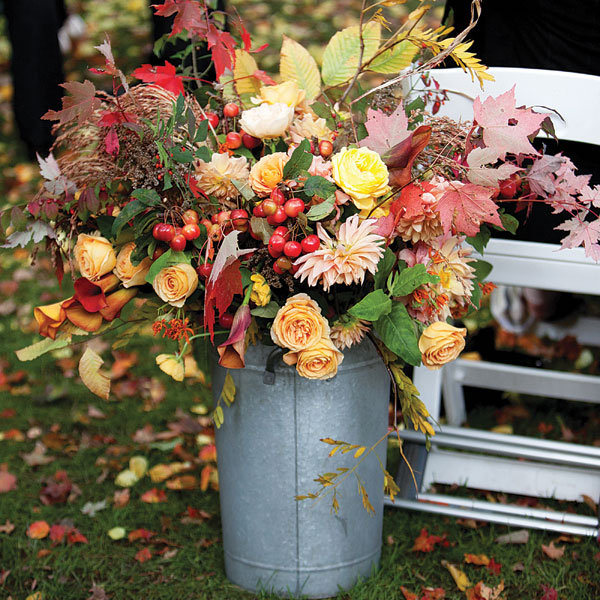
(152, 264, 198, 308)
(283, 337, 344, 380)
(271, 293, 329, 352)
(114, 242, 152, 288)
(74, 234, 116, 281)
(418, 321, 466, 370)
(34, 301, 66, 339)
(249, 152, 289, 197)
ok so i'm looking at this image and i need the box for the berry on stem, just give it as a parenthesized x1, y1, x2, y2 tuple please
(223, 103, 239, 118)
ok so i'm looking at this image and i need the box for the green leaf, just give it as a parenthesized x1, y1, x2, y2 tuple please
(306, 195, 335, 221)
(195, 146, 212, 162)
(16, 337, 70, 361)
(194, 119, 209, 143)
(374, 302, 421, 366)
(369, 39, 418, 74)
(283, 139, 313, 179)
(499, 211, 519, 235)
(321, 21, 381, 86)
(251, 301, 280, 318)
(112, 200, 148, 237)
(472, 259, 493, 282)
(171, 148, 194, 163)
(131, 189, 161, 206)
(388, 264, 439, 297)
(231, 178, 255, 202)
(249, 217, 274, 244)
(145, 249, 191, 285)
(304, 176, 336, 199)
(374, 248, 396, 290)
(348, 289, 392, 321)
(466, 226, 491, 254)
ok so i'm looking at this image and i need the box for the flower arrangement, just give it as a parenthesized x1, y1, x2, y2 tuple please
(3, 0, 599, 442)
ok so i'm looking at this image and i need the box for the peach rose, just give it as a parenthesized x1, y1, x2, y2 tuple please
(249, 152, 289, 197)
(255, 81, 306, 108)
(152, 263, 198, 308)
(271, 293, 330, 352)
(74, 234, 117, 281)
(418, 321, 466, 370)
(114, 242, 152, 288)
(283, 337, 344, 380)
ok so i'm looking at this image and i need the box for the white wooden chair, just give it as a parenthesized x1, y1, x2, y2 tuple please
(389, 68, 600, 536)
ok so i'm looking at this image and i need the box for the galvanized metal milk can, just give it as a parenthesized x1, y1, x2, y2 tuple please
(213, 339, 390, 598)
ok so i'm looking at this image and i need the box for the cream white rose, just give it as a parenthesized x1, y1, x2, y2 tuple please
(239, 102, 295, 139)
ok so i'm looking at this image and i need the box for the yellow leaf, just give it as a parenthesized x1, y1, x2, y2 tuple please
(108, 526, 126, 540)
(234, 49, 261, 104)
(407, 5, 430, 22)
(79, 347, 110, 400)
(280, 35, 321, 101)
(129, 456, 148, 479)
(190, 404, 208, 415)
(26, 593, 43, 600)
(16, 337, 69, 362)
(369, 39, 418, 74)
(322, 21, 381, 86)
(491, 424, 513, 435)
(220, 372, 236, 406)
(213, 405, 224, 429)
(442, 560, 472, 591)
(354, 446, 366, 458)
(184, 354, 206, 383)
(156, 353, 184, 382)
(115, 469, 138, 487)
(464, 553, 490, 565)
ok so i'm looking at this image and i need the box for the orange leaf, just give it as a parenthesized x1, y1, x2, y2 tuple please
(27, 520, 50, 539)
(412, 528, 448, 552)
(128, 528, 155, 543)
(135, 547, 152, 563)
(400, 586, 417, 600)
(66, 528, 88, 544)
(464, 553, 490, 566)
(542, 541, 565, 560)
(167, 475, 199, 491)
(140, 488, 167, 503)
(421, 588, 445, 600)
(198, 444, 217, 462)
(49, 524, 66, 543)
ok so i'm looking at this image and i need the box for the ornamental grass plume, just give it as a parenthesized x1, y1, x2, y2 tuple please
(294, 215, 385, 292)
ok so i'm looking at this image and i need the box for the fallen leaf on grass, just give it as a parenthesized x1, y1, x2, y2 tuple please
(141, 488, 167, 503)
(87, 405, 106, 419)
(167, 475, 198, 490)
(135, 547, 153, 563)
(542, 541, 565, 560)
(0, 569, 10, 584)
(495, 529, 529, 544)
(49, 524, 67, 543)
(158, 547, 179, 560)
(465, 554, 490, 566)
(40, 470, 74, 505)
(400, 586, 417, 600)
(25, 592, 43, 600)
(108, 527, 126, 540)
(21, 441, 54, 466)
(27, 520, 50, 539)
(198, 443, 216, 462)
(486, 557, 502, 575)
(456, 518, 480, 529)
(421, 588, 445, 599)
(81, 500, 108, 517)
(113, 488, 130, 508)
(511, 562, 525, 573)
(0, 428, 25, 441)
(465, 581, 505, 600)
(0, 468, 17, 492)
(87, 584, 110, 600)
(441, 560, 471, 591)
(554, 534, 580, 544)
(148, 461, 191, 483)
(0, 520, 15, 534)
(128, 528, 154, 542)
(540, 584, 559, 600)
(67, 527, 88, 544)
(412, 528, 449, 552)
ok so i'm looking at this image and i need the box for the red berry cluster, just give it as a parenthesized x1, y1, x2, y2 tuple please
(152, 209, 203, 252)
(252, 188, 306, 226)
(266, 226, 319, 274)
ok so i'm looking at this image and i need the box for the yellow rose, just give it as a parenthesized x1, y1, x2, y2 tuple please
(152, 263, 198, 308)
(418, 321, 467, 370)
(256, 81, 306, 108)
(283, 337, 344, 380)
(73, 233, 117, 281)
(250, 273, 271, 306)
(331, 147, 390, 212)
(114, 242, 152, 288)
(249, 152, 289, 197)
(271, 293, 330, 352)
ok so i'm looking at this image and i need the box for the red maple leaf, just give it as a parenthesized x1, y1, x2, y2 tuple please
(486, 557, 502, 575)
(135, 547, 153, 563)
(207, 24, 237, 80)
(98, 110, 139, 127)
(411, 528, 448, 552)
(555, 214, 600, 261)
(473, 86, 547, 160)
(42, 80, 101, 126)
(540, 585, 559, 600)
(437, 183, 503, 237)
(252, 69, 277, 86)
(400, 586, 418, 600)
(204, 259, 243, 340)
(152, 0, 208, 37)
(49, 523, 67, 543)
(128, 528, 155, 542)
(359, 105, 410, 156)
(105, 128, 119, 157)
(66, 527, 88, 545)
(133, 62, 184, 96)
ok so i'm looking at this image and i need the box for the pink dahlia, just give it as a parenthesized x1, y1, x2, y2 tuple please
(294, 215, 385, 292)
(330, 315, 370, 350)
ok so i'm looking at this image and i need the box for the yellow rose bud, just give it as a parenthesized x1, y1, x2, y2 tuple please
(331, 147, 390, 212)
(114, 242, 152, 288)
(283, 337, 344, 380)
(156, 353, 185, 381)
(250, 274, 271, 307)
(256, 81, 306, 108)
(418, 321, 466, 370)
(73, 233, 117, 281)
(271, 293, 330, 352)
(152, 264, 198, 308)
(249, 152, 289, 197)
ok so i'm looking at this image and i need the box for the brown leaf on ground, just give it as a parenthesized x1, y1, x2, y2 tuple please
(0, 466, 17, 493)
(554, 534, 581, 544)
(132, 424, 156, 444)
(113, 488, 130, 508)
(456, 518, 481, 529)
(465, 581, 505, 600)
(0, 569, 10, 584)
(412, 528, 449, 552)
(40, 470, 73, 505)
(87, 584, 110, 600)
(0, 520, 15, 534)
(167, 475, 198, 490)
(511, 562, 525, 572)
(542, 541, 565, 560)
(110, 351, 138, 379)
(421, 588, 445, 599)
(495, 529, 529, 545)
